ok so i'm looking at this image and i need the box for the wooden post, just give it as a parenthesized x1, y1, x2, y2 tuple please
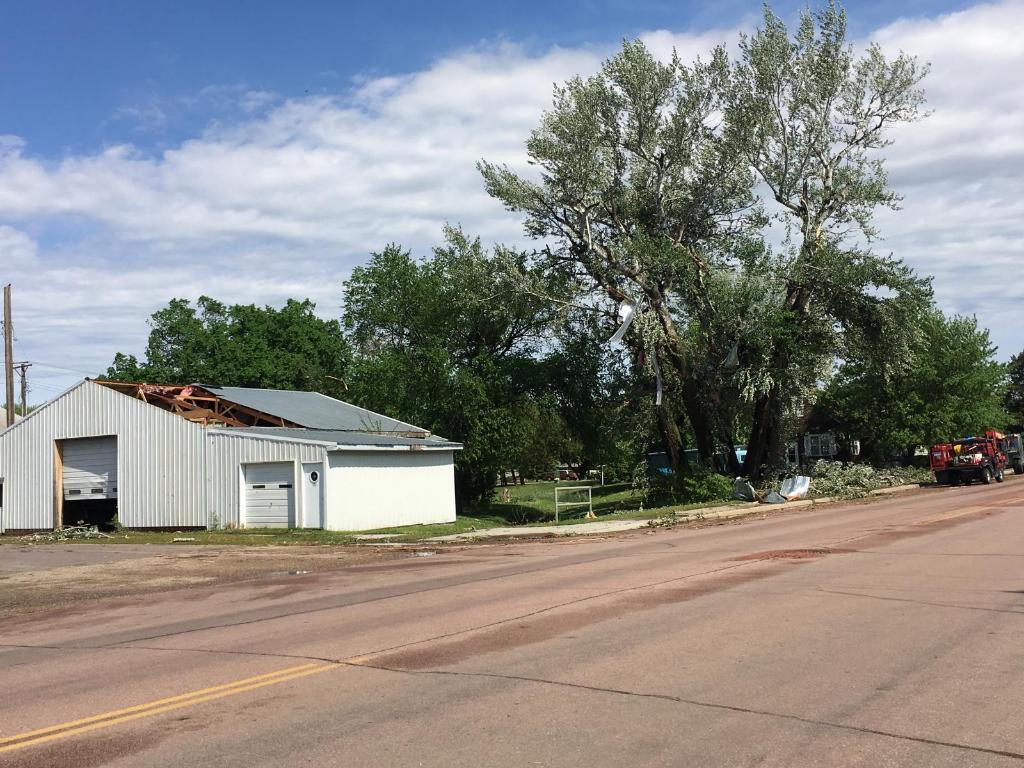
(3, 284, 13, 426)
(53, 440, 64, 530)
(15, 362, 30, 417)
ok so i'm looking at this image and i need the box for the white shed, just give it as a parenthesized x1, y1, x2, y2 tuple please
(0, 380, 461, 533)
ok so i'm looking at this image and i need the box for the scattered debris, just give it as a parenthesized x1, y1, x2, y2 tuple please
(19, 526, 112, 542)
(779, 475, 810, 500)
(762, 490, 788, 504)
(172, 537, 197, 543)
(731, 478, 756, 501)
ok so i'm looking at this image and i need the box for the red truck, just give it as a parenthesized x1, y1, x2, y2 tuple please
(930, 430, 1008, 486)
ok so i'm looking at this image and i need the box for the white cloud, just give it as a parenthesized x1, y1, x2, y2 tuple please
(871, 0, 1024, 351)
(0, 2, 1022, 401)
(0, 226, 38, 269)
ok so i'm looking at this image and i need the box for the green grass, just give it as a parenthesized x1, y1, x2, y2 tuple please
(475, 481, 672, 523)
(2, 481, 739, 546)
(1, 515, 510, 547)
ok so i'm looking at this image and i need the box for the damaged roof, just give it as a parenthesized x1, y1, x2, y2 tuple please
(216, 427, 462, 450)
(94, 379, 433, 435)
(196, 385, 428, 434)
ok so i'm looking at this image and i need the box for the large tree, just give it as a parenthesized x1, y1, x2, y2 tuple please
(481, 8, 932, 480)
(824, 311, 1008, 462)
(724, 3, 931, 475)
(480, 40, 757, 472)
(107, 297, 350, 393)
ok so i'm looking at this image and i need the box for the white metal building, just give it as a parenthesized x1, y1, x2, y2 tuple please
(0, 380, 460, 533)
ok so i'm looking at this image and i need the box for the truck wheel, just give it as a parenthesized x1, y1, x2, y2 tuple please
(981, 466, 993, 485)
(1015, 460, 1024, 475)
(996, 467, 1005, 482)
(950, 474, 961, 486)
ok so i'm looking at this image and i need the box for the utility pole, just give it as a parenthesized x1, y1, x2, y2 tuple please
(14, 362, 31, 416)
(3, 284, 13, 426)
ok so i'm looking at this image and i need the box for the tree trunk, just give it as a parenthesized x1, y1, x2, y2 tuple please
(720, 428, 742, 476)
(743, 278, 812, 481)
(679, 375, 715, 467)
(655, 399, 685, 475)
(744, 384, 786, 481)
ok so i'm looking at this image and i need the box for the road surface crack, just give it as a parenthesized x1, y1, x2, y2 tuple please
(351, 663, 1024, 762)
(819, 588, 1024, 615)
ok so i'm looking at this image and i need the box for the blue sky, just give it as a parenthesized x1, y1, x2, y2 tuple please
(0, 0, 1021, 400)
(0, 0, 974, 155)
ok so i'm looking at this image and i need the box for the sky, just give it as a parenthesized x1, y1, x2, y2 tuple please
(0, 0, 1021, 402)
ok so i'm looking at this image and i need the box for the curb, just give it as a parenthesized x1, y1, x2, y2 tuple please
(669, 483, 924, 526)
(427, 483, 928, 543)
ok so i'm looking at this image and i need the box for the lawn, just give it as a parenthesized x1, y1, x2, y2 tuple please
(2, 481, 739, 546)
(482, 481, 650, 523)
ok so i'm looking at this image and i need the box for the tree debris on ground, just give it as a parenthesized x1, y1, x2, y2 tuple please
(19, 526, 112, 543)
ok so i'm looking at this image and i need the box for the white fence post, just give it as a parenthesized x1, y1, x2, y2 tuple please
(554, 485, 593, 522)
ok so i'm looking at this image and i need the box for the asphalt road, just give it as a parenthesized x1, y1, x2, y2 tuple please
(2, 480, 1023, 767)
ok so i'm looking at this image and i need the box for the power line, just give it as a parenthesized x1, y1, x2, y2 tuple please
(29, 361, 99, 376)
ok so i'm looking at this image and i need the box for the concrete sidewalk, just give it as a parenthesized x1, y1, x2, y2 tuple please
(426, 483, 924, 542)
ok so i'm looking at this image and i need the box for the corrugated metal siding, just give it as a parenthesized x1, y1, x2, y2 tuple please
(205, 432, 326, 528)
(0, 381, 206, 531)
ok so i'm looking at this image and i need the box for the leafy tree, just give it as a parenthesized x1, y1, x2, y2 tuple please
(479, 39, 756, 473)
(106, 297, 351, 393)
(824, 312, 1008, 462)
(343, 228, 563, 504)
(480, 8, 931, 481)
(1004, 352, 1024, 429)
(724, 3, 931, 475)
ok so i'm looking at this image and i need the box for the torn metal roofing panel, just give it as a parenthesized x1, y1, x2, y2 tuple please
(214, 427, 461, 450)
(196, 385, 429, 434)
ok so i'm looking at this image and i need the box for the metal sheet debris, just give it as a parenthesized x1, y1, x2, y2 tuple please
(779, 476, 810, 500)
(731, 478, 756, 501)
(608, 300, 637, 343)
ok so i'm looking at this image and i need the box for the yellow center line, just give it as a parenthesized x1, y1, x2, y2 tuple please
(0, 662, 337, 754)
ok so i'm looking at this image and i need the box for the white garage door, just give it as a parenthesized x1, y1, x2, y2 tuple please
(244, 463, 295, 528)
(63, 437, 118, 500)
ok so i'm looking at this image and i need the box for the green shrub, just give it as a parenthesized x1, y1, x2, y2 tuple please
(637, 467, 734, 506)
(679, 471, 736, 503)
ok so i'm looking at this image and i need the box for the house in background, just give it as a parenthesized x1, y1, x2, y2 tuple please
(794, 403, 860, 467)
(0, 380, 461, 533)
